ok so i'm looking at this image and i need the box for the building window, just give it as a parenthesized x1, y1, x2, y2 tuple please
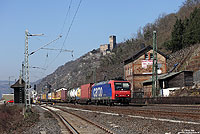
(145, 53, 148, 60)
(130, 68, 132, 75)
(150, 53, 153, 59)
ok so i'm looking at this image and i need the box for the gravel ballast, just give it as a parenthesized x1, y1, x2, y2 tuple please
(23, 105, 61, 134)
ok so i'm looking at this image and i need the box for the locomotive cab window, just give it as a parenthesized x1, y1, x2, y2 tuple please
(115, 82, 130, 91)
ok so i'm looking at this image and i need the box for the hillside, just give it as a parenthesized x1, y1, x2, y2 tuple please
(37, 50, 101, 92)
(0, 81, 14, 99)
(37, 0, 200, 92)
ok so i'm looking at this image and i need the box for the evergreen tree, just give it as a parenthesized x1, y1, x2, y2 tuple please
(170, 19, 184, 52)
(182, 18, 189, 47)
(184, 7, 200, 45)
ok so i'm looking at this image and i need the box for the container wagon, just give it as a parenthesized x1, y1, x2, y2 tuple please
(61, 88, 68, 102)
(75, 87, 81, 103)
(48, 92, 52, 101)
(55, 89, 62, 101)
(67, 88, 76, 103)
(79, 83, 93, 104)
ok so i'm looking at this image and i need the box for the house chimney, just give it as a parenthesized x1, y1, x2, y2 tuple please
(19, 70, 22, 84)
(19, 77, 22, 85)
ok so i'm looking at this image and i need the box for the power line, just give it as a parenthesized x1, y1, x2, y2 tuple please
(61, 0, 83, 51)
(45, 0, 83, 70)
(60, 0, 73, 35)
(28, 1, 82, 82)
(41, 48, 73, 53)
(29, 35, 62, 56)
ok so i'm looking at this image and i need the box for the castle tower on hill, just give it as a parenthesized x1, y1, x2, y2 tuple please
(109, 35, 116, 51)
(100, 35, 116, 55)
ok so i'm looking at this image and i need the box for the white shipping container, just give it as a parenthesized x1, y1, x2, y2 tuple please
(48, 93, 52, 100)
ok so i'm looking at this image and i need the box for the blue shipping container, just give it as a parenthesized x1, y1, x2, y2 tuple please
(46, 93, 48, 100)
(91, 83, 112, 99)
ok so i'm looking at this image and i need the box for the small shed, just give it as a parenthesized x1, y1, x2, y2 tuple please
(11, 78, 25, 103)
(143, 71, 194, 97)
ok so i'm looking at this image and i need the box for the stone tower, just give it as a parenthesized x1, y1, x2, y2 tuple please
(109, 35, 116, 51)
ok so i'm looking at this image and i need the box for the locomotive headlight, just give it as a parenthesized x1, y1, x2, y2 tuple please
(126, 94, 129, 96)
(115, 94, 119, 97)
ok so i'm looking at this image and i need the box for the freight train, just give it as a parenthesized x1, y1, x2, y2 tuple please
(39, 80, 131, 105)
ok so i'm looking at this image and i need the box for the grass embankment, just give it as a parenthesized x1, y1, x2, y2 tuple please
(0, 104, 39, 134)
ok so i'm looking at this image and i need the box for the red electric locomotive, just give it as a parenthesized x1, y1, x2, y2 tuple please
(91, 80, 131, 105)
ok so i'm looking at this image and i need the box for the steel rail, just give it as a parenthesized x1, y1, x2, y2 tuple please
(58, 114, 79, 134)
(55, 106, 114, 134)
(41, 105, 79, 134)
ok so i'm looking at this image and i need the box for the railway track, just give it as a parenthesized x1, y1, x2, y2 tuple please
(130, 109, 200, 120)
(55, 103, 200, 122)
(41, 105, 114, 134)
(39, 104, 200, 134)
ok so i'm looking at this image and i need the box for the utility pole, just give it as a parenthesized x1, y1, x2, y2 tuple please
(24, 29, 43, 110)
(22, 61, 25, 80)
(152, 31, 158, 98)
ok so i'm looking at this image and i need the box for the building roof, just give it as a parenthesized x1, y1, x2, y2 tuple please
(124, 45, 168, 65)
(143, 71, 193, 85)
(10, 78, 25, 88)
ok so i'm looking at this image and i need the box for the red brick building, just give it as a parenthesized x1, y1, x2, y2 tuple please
(124, 45, 168, 97)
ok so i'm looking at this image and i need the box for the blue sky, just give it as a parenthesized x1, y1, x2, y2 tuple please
(0, 0, 185, 82)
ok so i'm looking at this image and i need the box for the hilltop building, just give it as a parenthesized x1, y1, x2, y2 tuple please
(100, 35, 116, 55)
(124, 45, 168, 98)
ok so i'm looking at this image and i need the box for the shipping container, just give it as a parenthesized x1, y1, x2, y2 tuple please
(75, 87, 81, 103)
(48, 93, 52, 100)
(66, 88, 76, 102)
(40, 94, 42, 100)
(80, 83, 93, 99)
(76, 87, 81, 99)
(51, 91, 56, 100)
(67, 89, 71, 100)
(70, 88, 76, 98)
(42, 93, 47, 100)
(61, 88, 67, 101)
(56, 89, 62, 100)
(46, 93, 48, 101)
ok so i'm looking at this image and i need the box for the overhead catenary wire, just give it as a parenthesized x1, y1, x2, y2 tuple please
(41, 47, 74, 57)
(31, 0, 75, 80)
(29, 35, 62, 56)
(43, 0, 73, 57)
(61, 0, 83, 51)
(34, 0, 82, 80)
(45, 0, 83, 69)
(60, 0, 73, 35)
(28, 35, 62, 82)
(41, 48, 73, 53)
